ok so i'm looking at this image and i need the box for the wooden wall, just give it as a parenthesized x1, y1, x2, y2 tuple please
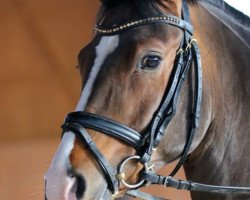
(0, 0, 98, 140)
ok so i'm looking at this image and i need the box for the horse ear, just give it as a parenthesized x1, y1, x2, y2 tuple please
(157, 0, 182, 17)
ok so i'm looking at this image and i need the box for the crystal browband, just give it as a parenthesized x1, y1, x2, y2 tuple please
(95, 15, 193, 35)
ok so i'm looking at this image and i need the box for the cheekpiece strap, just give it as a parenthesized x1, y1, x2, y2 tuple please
(62, 122, 119, 194)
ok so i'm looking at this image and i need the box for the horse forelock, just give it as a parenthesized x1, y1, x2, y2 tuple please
(100, 0, 198, 9)
(97, 0, 191, 27)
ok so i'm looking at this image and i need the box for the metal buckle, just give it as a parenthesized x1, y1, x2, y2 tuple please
(185, 38, 198, 52)
(116, 155, 152, 189)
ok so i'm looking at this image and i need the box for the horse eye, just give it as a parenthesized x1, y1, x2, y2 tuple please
(141, 55, 161, 70)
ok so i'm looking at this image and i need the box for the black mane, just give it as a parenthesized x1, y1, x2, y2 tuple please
(100, 0, 197, 8)
(97, 0, 168, 26)
(203, 0, 250, 26)
(97, 0, 197, 27)
(201, 0, 250, 45)
(99, 0, 249, 26)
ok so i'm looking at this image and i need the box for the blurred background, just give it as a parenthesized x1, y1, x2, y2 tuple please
(0, 0, 193, 199)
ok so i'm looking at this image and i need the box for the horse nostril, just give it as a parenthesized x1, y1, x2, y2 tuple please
(69, 172, 86, 199)
(44, 179, 48, 200)
(75, 175, 86, 199)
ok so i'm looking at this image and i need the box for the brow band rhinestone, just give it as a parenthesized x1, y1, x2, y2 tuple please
(95, 15, 181, 34)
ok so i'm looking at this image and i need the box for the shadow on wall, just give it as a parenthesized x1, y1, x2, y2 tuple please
(0, 1, 190, 200)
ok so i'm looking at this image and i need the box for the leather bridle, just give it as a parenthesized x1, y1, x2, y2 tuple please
(61, 1, 250, 199)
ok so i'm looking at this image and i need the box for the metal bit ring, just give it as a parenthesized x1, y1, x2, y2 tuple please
(117, 155, 149, 189)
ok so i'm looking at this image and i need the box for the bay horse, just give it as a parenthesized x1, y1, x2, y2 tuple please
(45, 0, 250, 199)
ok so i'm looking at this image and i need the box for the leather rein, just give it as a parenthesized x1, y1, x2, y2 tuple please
(62, 1, 250, 199)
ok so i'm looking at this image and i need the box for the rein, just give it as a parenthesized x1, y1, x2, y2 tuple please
(62, 0, 250, 199)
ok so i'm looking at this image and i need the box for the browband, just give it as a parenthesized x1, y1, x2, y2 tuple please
(95, 15, 193, 35)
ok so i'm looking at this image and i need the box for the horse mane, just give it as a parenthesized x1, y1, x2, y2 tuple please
(202, 0, 250, 27)
(100, 0, 249, 23)
(100, 0, 197, 8)
(201, 0, 250, 45)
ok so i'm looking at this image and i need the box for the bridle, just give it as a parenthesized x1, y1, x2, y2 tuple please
(61, 0, 250, 199)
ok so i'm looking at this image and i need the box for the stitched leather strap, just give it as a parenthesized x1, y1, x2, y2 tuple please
(141, 172, 250, 193)
(62, 123, 119, 194)
(65, 112, 143, 150)
(154, 47, 193, 147)
(169, 40, 202, 177)
(140, 51, 186, 163)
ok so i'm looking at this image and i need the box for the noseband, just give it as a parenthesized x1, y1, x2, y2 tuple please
(62, 1, 250, 199)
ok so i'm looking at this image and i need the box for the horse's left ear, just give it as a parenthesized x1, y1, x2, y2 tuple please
(157, 0, 182, 17)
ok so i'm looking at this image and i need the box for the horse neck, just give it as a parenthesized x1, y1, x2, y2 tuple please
(183, 3, 250, 200)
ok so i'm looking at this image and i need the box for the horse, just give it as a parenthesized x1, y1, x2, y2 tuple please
(44, 0, 250, 199)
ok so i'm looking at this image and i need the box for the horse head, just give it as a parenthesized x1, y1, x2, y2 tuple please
(45, 0, 214, 199)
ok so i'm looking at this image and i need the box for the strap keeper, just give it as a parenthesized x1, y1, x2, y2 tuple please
(191, 113, 200, 127)
(163, 176, 171, 187)
(154, 112, 163, 120)
(177, 48, 184, 55)
(177, 180, 182, 189)
(188, 181, 192, 191)
(140, 152, 151, 164)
